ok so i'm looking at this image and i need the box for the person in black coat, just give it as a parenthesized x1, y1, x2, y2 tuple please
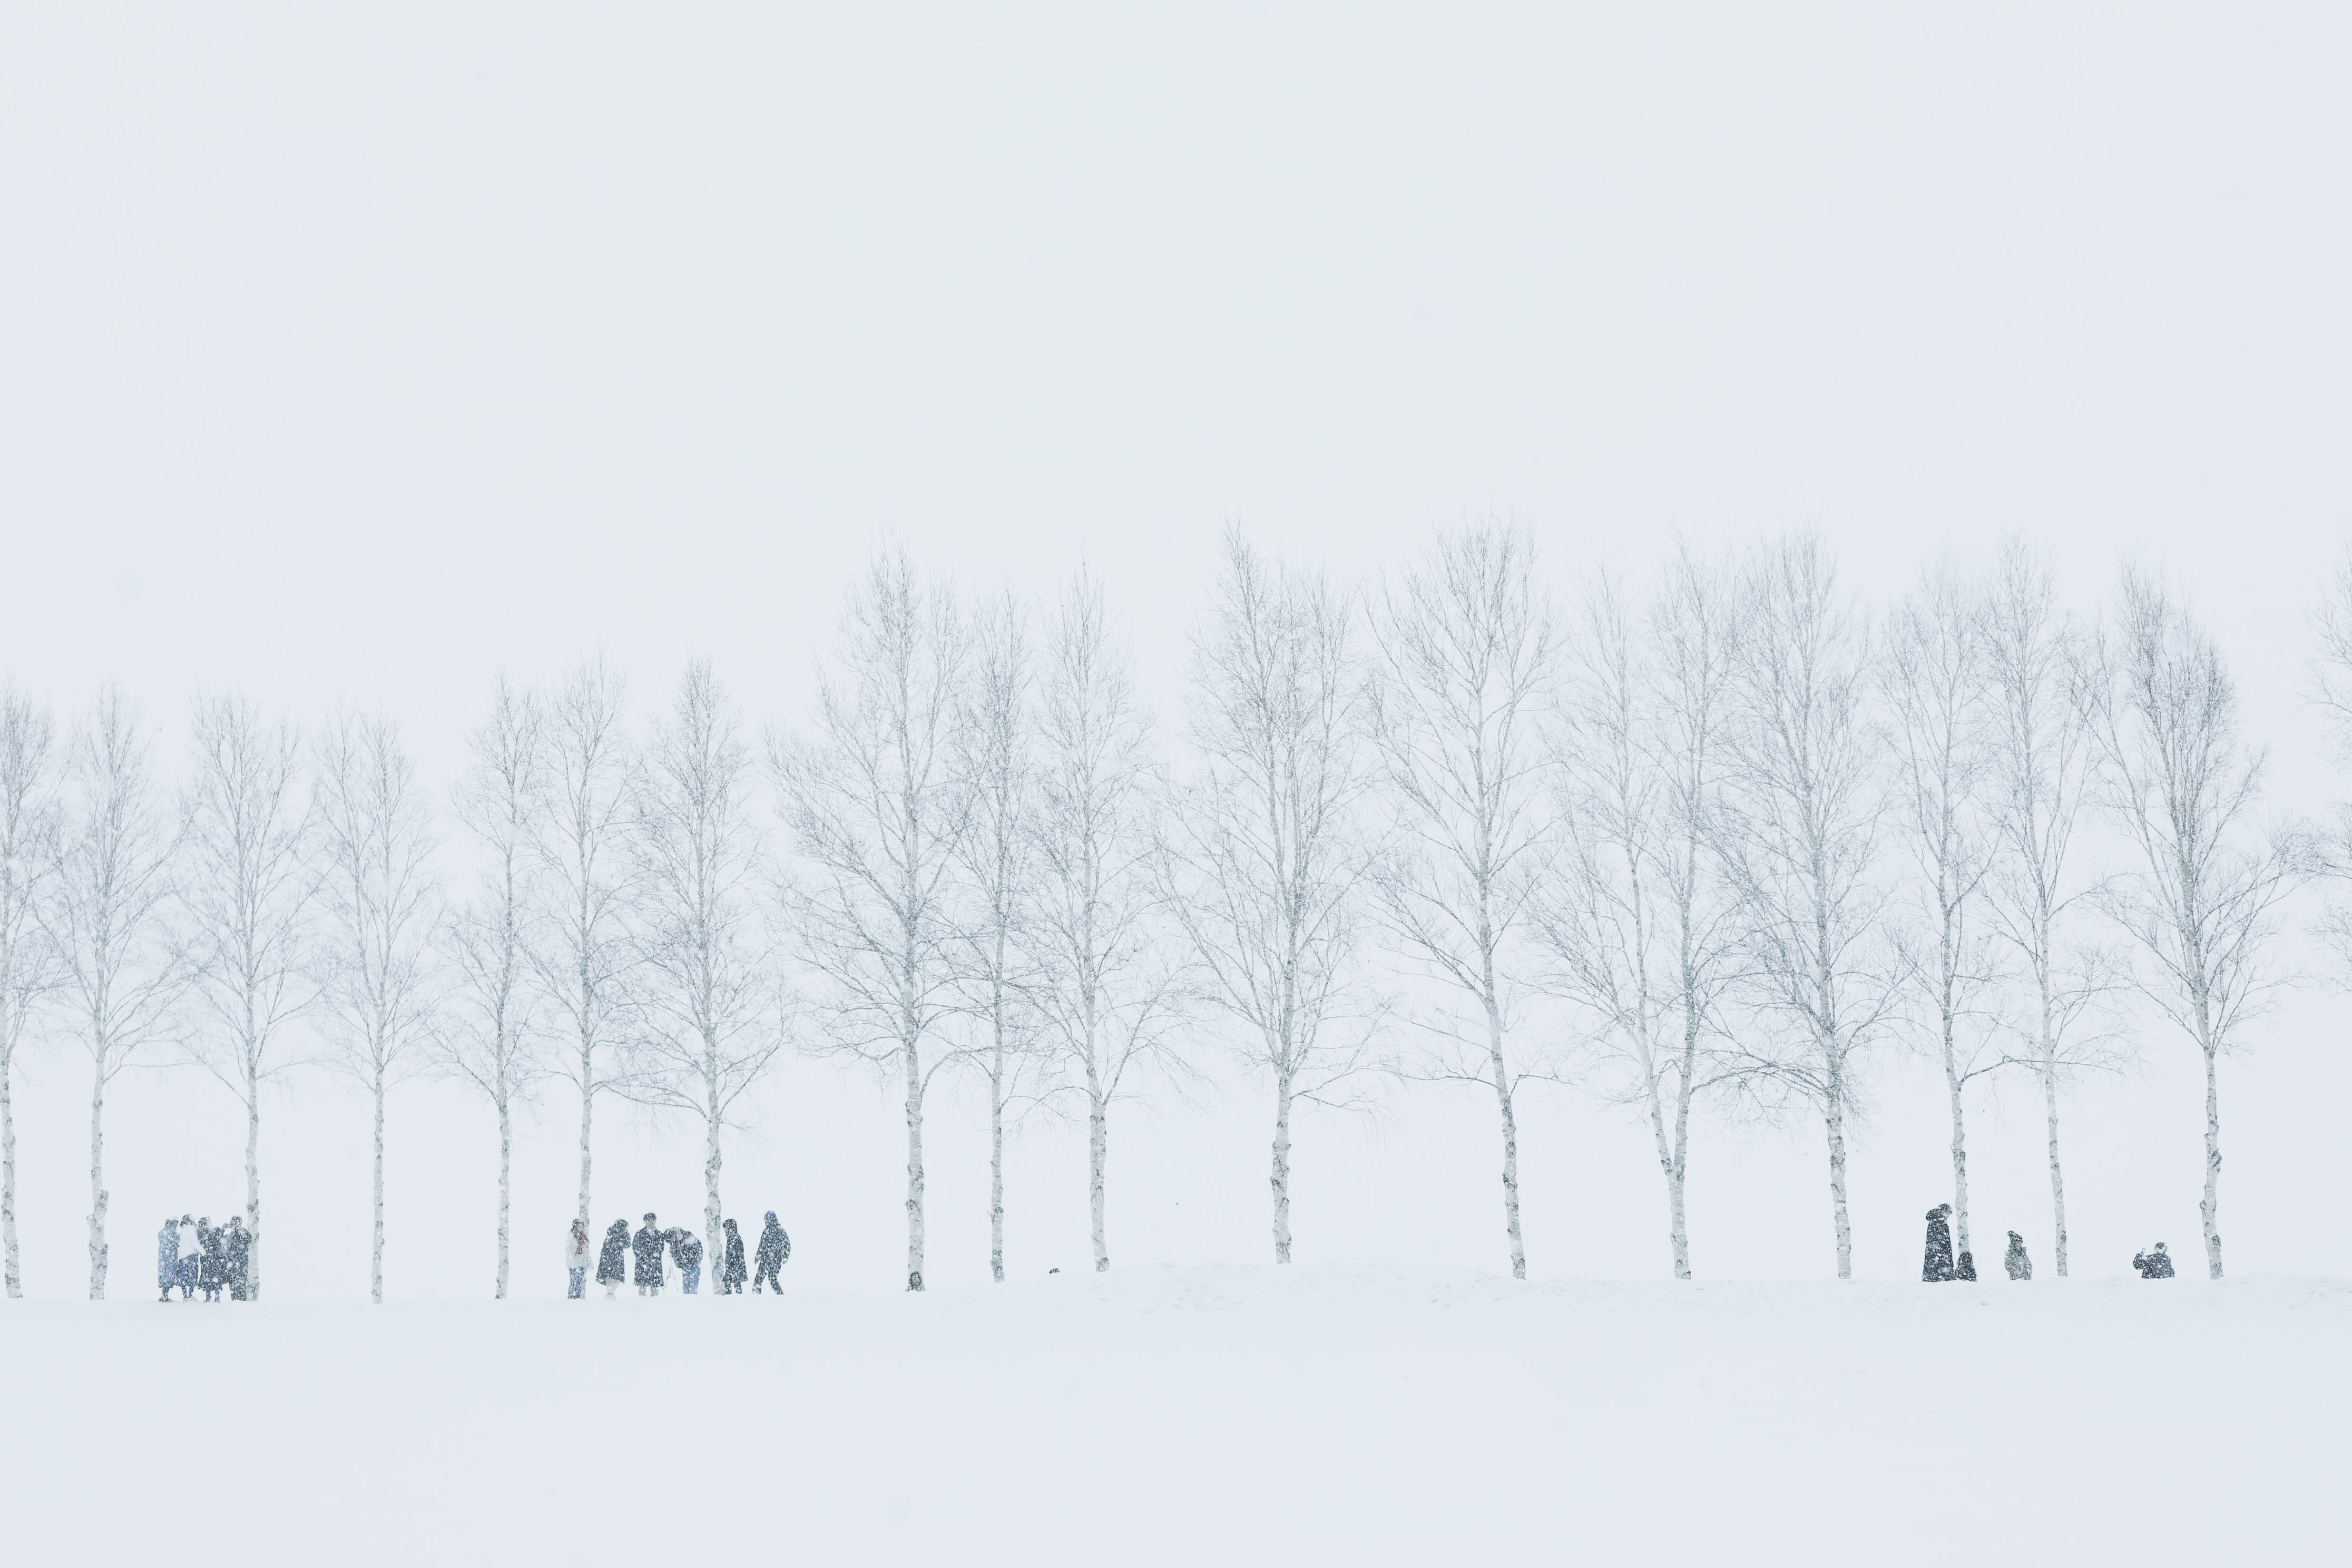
(2004, 1231, 2033, 1281)
(596, 1219, 630, 1300)
(198, 1218, 227, 1302)
(752, 1211, 789, 1295)
(719, 1218, 747, 1295)
(1922, 1204, 1955, 1282)
(2133, 1242, 2177, 1278)
(632, 1213, 667, 1296)
(224, 1218, 253, 1301)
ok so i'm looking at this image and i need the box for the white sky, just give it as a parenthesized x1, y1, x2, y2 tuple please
(3, 6, 2348, 1297)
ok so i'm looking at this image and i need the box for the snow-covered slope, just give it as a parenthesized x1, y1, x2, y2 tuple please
(4, 1266, 2339, 1565)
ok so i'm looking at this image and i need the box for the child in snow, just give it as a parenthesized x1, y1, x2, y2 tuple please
(719, 1218, 747, 1295)
(632, 1213, 667, 1296)
(566, 1220, 592, 1299)
(752, 1211, 790, 1295)
(597, 1219, 630, 1300)
(669, 1228, 704, 1295)
(158, 1218, 181, 1303)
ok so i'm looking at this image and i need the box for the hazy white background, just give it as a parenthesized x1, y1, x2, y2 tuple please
(2, 5, 2347, 1299)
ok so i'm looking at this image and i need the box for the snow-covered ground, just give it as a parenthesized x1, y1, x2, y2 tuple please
(4, 1265, 2340, 1565)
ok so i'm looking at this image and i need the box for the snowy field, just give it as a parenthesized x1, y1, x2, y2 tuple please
(4, 1267, 2342, 1566)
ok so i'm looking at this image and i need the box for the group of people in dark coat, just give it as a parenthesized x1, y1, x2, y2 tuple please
(155, 1214, 253, 1303)
(572, 1210, 790, 1300)
(1922, 1204, 2182, 1281)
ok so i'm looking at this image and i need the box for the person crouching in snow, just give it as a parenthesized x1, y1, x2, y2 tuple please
(1921, 1204, 1955, 1282)
(632, 1213, 667, 1296)
(752, 1211, 789, 1295)
(2004, 1231, 2032, 1280)
(565, 1220, 592, 1299)
(719, 1218, 747, 1295)
(596, 1219, 630, 1300)
(2133, 1242, 2177, 1278)
(158, 1218, 182, 1303)
(669, 1227, 704, 1295)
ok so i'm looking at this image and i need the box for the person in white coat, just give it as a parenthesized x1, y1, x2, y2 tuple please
(564, 1220, 592, 1300)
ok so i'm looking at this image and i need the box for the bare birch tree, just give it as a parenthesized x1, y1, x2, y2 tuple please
(530, 658, 638, 1236)
(1546, 550, 1743, 1279)
(2083, 568, 2298, 1280)
(1714, 536, 1897, 1280)
(437, 677, 547, 1299)
(950, 589, 1039, 1283)
(773, 548, 969, 1291)
(1031, 570, 1189, 1275)
(1880, 561, 2003, 1273)
(1981, 538, 2112, 1276)
(0, 683, 58, 1299)
(180, 694, 315, 1302)
(627, 660, 785, 1280)
(45, 687, 187, 1299)
(1365, 519, 1555, 1280)
(313, 711, 440, 1304)
(1161, 529, 1376, 1265)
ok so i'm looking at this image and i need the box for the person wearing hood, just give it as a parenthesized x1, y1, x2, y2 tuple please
(2133, 1242, 2177, 1278)
(752, 1211, 790, 1295)
(175, 1215, 201, 1300)
(596, 1219, 630, 1300)
(2004, 1231, 2033, 1281)
(632, 1213, 667, 1296)
(719, 1218, 747, 1295)
(1922, 1205, 1955, 1283)
(198, 1217, 227, 1302)
(224, 1217, 253, 1301)
(669, 1227, 704, 1295)
(158, 1218, 182, 1304)
(565, 1220, 592, 1300)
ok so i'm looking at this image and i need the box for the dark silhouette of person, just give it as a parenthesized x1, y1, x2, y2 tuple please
(1922, 1204, 1956, 1282)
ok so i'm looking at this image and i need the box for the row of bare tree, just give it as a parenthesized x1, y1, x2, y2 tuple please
(0, 522, 2325, 1298)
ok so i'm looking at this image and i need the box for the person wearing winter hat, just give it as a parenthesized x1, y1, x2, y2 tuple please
(719, 1218, 748, 1295)
(632, 1213, 667, 1296)
(752, 1211, 790, 1295)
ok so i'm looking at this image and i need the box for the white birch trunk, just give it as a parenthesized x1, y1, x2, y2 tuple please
(86, 1059, 107, 1299)
(905, 1042, 925, 1290)
(2043, 1045, 2069, 1277)
(244, 1083, 262, 1301)
(371, 1064, 386, 1305)
(1271, 1071, 1293, 1265)
(1943, 1021, 1972, 1264)
(575, 1042, 594, 1230)
(1825, 1070, 1852, 1281)
(1088, 1071, 1109, 1274)
(2199, 1038, 2223, 1280)
(2, 1052, 18, 1298)
(989, 1038, 1006, 1284)
(703, 1084, 723, 1291)
(495, 1091, 512, 1299)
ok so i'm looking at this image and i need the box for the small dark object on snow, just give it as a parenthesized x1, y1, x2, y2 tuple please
(596, 1220, 629, 1291)
(1922, 1204, 1956, 1282)
(2133, 1243, 2177, 1279)
(1955, 1249, 1976, 1282)
(633, 1217, 667, 1293)
(1049, 1268, 1060, 1275)
(2004, 1231, 2032, 1281)
(908, 1269, 924, 1292)
(752, 1212, 789, 1295)
(719, 1219, 747, 1294)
